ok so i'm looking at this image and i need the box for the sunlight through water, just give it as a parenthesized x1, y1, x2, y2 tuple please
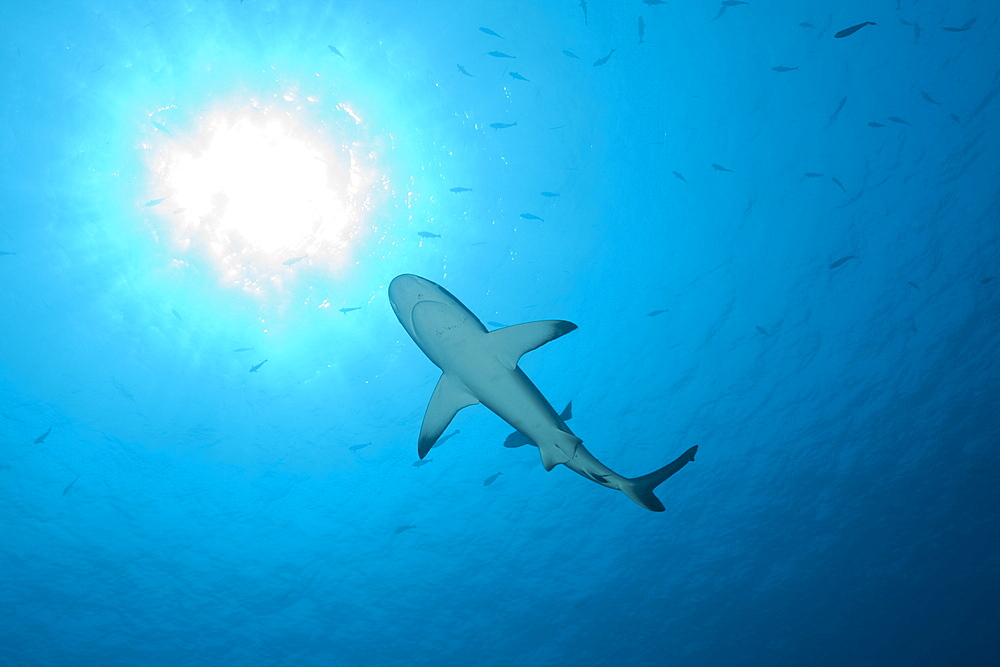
(143, 88, 387, 296)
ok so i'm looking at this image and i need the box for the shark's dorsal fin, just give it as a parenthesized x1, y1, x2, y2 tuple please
(418, 373, 479, 458)
(489, 320, 577, 370)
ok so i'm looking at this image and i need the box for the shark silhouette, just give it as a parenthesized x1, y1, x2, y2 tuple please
(388, 274, 697, 511)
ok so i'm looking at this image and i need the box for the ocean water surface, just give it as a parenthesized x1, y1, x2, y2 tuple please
(1, 1, 997, 665)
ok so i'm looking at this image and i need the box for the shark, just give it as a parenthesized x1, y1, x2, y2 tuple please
(388, 274, 697, 511)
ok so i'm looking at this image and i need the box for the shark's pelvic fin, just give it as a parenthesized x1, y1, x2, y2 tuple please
(621, 445, 699, 512)
(418, 374, 479, 458)
(488, 320, 577, 369)
(539, 429, 582, 471)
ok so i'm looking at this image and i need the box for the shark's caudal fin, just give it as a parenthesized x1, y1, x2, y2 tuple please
(621, 445, 698, 512)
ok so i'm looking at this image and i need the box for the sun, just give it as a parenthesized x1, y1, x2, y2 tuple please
(145, 92, 382, 294)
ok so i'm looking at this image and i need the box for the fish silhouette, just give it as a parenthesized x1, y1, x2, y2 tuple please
(828, 256, 856, 269)
(942, 17, 976, 32)
(834, 21, 876, 39)
(593, 48, 616, 67)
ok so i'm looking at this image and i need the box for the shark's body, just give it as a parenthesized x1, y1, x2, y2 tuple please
(388, 274, 697, 511)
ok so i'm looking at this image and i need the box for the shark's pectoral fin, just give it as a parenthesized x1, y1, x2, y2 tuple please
(539, 430, 582, 471)
(489, 320, 577, 370)
(418, 373, 479, 458)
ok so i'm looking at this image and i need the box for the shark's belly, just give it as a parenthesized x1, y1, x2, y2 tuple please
(465, 365, 567, 440)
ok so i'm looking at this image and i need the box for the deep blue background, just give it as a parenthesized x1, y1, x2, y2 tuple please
(1, 1, 998, 665)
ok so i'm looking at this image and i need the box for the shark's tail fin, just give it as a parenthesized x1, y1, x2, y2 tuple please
(621, 445, 698, 512)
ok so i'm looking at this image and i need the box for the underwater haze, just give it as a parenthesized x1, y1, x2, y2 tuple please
(1, 0, 998, 665)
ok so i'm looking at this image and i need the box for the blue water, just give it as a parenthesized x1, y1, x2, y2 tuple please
(2, 1, 998, 665)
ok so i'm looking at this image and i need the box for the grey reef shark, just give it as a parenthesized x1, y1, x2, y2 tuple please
(388, 274, 697, 511)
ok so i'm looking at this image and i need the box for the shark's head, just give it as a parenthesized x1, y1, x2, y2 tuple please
(389, 274, 486, 343)
(389, 274, 439, 335)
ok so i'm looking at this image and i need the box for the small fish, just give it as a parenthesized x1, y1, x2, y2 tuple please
(62, 474, 80, 496)
(487, 321, 507, 328)
(487, 51, 515, 59)
(0, 251, 16, 256)
(804, 172, 824, 178)
(723, 0, 749, 5)
(450, 187, 473, 193)
(456, 64, 475, 77)
(580, 0, 588, 25)
(942, 17, 976, 32)
(562, 50, 580, 59)
(772, 65, 798, 73)
(144, 197, 168, 207)
(348, 442, 371, 451)
(712, 6, 728, 21)
(672, 171, 688, 183)
(418, 231, 441, 238)
(412, 459, 432, 467)
(509, 72, 530, 82)
(920, 91, 941, 105)
(907, 281, 920, 291)
(830, 176, 846, 192)
(888, 116, 910, 125)
(868, 121, 885, 128)
(826, 97, 847, 127)
(647, 309, 668, 317)
(171, 309, 183, 321)
(250, 359, 268, 372)
(834, 21, 876, 39)
(541, 192, 560, 197)
(394, 525, 416, 534)
(489, 122, 517, 130)
(479, 27, 503, 39)
(150, 120, 173, 136)
(638, 17, 645, 43)
(432, 429, 461, 449)
(643, 0, 666, 4)
(799, 22, 817, 29)
(711, 163, 734, 172)
(339, 307, 361, 314)
(593, 48, 616, 67)
(949, 113, 961, 124)
(328, 45, 345, 58)
(232, 347, 254, 353)
(755, 326, 770, 337)
(520, 213, 544, 221)
(34, 427, 52, 444)
(282, 255, 307, 266)
(828, 256, 856, 269)
(981, 277, 994, 284)
(483, 472, 503, 487)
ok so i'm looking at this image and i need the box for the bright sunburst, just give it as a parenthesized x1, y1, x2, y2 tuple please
(144, 90, 384, 295)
